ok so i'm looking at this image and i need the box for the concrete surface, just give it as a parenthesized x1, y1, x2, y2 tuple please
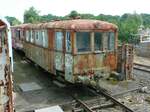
(13, 50, 150, 112)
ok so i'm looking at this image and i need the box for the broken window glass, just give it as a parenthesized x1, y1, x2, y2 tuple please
(94, 32, 102, 51)
(76, 32, 91, 52)
(55, 32, 63, 51)
(66, 32, 71, 52)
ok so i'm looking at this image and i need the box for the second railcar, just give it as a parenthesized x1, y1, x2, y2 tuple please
(11, 19, 133, 87)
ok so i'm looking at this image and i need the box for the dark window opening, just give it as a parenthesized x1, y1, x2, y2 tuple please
(76, 32, 91, 52)
(66, 32, 71, 52)
(94, 32, 102, 51)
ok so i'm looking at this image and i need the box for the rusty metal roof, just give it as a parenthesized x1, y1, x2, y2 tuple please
(13, 19, 118, 31)
(11, 23, 31, 29)
(0, 20, 5, 26)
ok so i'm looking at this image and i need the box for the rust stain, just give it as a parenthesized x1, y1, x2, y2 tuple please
(13, 19, 117, 31)
(74, 55, 97, 76)
(104, 53, 117, 70)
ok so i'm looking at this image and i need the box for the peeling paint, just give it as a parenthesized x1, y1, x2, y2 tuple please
(65, 54, 73, 82)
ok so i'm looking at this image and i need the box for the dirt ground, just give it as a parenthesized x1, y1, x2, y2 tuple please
(13, 51, 96, 112)
(13, 51, 150, 112)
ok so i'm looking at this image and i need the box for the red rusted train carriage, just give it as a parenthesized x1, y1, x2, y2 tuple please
(0, 17, 13, 112)
(11, 19, 133, 87)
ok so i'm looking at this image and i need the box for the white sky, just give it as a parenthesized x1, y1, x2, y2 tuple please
(0, 0, 150, 22)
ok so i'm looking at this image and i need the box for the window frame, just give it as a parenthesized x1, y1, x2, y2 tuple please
(65, 31, 72, 53)
(75, 31, 92, 54)
(42, 29, 49, 48)
(55, 31, 64, 51)
(30, 30, 34, 43)
(25, 30, 30, 42)
(93, 32, 103, 53)
(107, 32, 115, 51)
(74, 31, 116, 54)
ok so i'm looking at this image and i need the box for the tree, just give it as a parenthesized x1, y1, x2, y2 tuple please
(69, 10, 79, 19)
(5, 16, 21, 26)
(24, 7, 40, 23)
(141, 13, 150, 27)
(118, 13, 141, 42)
(41, 14, 62, 22)
(79, 13, 95, 19)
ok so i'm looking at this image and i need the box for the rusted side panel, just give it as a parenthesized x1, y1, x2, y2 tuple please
(48, 51, 54, 73)
(73, 53, 117, 76)
(0, 20, 13, 112)
(74, 54, 103, 74)
(103, 52, 117, 70)
(23, 29, 56, 74)
(23, 42, 56, 74)
(65, 54, 73, 82)
(55, 52, 64, 71)
(48, 29, 54, 50)
(48, 29, 55, 73)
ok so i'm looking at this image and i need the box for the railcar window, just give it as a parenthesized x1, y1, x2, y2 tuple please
(42, 30, 48, 48)
(55, 32, 63, 51)
(16, 30, 21, 40)
(66, 32, 71, 52)
(94, 32, 102, 51)
(30, 30, 34, 43)
(39, 31, 43, 46)
(108, 32, 115, 51)
(35, 30, 43, 46)
(76, 32, 91, 52)
(35, 31, 38, 40)
(26, 30, 29, 42)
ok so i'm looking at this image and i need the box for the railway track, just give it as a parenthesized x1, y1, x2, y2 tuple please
(61, 87, 135, 112)
(134, 63, 150, 73)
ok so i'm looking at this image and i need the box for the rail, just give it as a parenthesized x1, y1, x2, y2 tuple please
(134, 63, 150, 73)
(72, 96, 94, 112)
(61, 86, 135, 112)
(98, 89, 134, 112)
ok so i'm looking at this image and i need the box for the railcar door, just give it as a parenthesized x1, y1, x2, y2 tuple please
(54, 31, 65, 74)
(65, 32, 73, 83)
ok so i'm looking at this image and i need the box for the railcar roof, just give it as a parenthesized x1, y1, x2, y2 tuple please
(0, 20, 5, 26)
(0, 20, 7, 29)
(13, 19, 118, 31)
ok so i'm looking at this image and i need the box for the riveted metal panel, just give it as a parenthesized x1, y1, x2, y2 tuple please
(73, 52, 117, 76)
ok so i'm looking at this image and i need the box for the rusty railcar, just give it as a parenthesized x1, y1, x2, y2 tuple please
(11, 19, 133, 87)
(0, 17, 13, 112)
(11, 24, 30, 50)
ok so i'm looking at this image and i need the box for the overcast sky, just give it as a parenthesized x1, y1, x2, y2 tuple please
(0, 0, 150, 22)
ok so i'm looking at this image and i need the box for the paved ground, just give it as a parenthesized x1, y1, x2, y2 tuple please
(13, 51, 96, 112)
(13, 51, 150, 112)
(13, 51, 72, 112)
